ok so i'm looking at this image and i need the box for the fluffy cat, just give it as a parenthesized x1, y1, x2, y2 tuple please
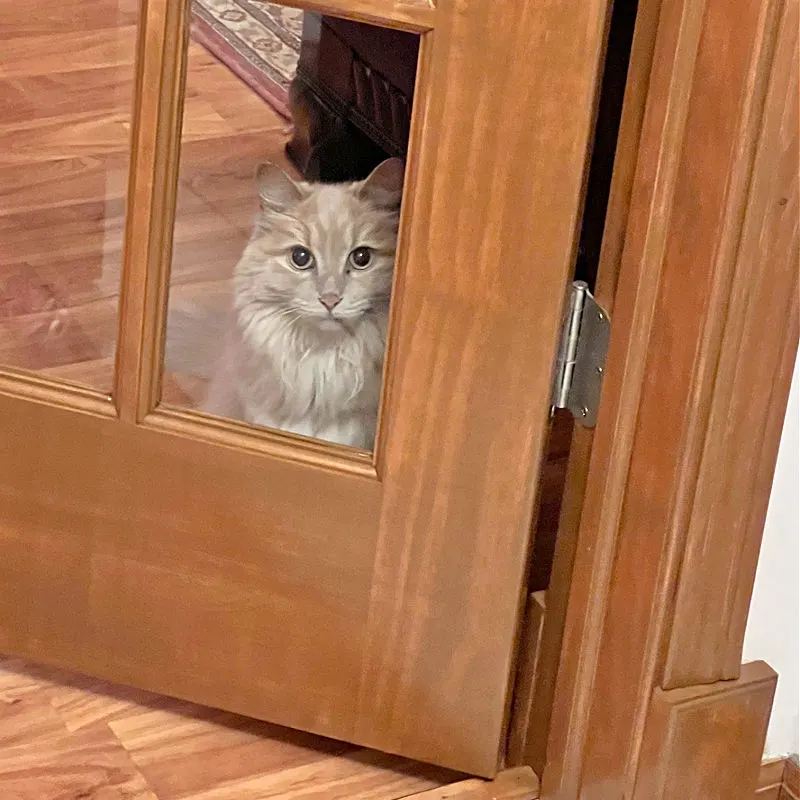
(201, 158, 404, 450)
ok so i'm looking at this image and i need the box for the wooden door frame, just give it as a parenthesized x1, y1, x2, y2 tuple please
(509, 0, 798, 797)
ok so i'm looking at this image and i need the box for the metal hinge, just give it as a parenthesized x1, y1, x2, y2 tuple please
(551, 281, 610, 427)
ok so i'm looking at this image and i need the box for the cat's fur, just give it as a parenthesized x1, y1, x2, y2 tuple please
(202, 159, 404, 449)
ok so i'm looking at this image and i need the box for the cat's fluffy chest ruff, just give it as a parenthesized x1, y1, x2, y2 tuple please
(232, 302, 387, 448)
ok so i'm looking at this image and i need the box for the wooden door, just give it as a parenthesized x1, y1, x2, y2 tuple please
(0, 0, 612, 776)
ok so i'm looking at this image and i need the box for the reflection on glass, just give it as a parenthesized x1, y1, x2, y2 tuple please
(0, 0, 137, 392)
(163, 8, 419, 450)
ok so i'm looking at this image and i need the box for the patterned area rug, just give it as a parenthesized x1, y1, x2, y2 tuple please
(190, 0, 302, 118)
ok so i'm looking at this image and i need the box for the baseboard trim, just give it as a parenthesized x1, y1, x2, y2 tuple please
(756, 756, 799, 799)
(632, 662, 777, 799)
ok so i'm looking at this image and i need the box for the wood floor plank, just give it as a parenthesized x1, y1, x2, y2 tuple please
(0, 27, 137, 79)
(185, 49, 290, 134)
(49, 680, 187, 735)
(0, 189, 243, 275)
(110, 706, 352, 799)
(0, 725, 158, 799)
(0, 66, 135, 126)
(0, 187, 242, 299)
(0, 155, 128, 216)
(169, 748, 449, 800)
(176, 132, 286, 226)
(0, 294, 118, 372)
(0, 110, 133, 165)
(0, 0, 138, 40)
(0, 695, 68, 749)
(403, 767, 539, 799)
(0, 201, 125, 263)
(0, 656, 68, 697)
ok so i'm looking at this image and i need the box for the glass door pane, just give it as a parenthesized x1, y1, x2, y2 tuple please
(0, 0, 138, 392)
(162, 5, 417, 452)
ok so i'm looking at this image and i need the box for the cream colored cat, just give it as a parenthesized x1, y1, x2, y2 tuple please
(202, 159, 404, 450)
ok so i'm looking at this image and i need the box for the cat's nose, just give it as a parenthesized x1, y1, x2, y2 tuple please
(318, 293, 342, 311)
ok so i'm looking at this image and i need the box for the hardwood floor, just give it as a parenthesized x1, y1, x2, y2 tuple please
(0, 655, 541, 797)
(0, 0, 290, 406)
(0, 655, 463, 798)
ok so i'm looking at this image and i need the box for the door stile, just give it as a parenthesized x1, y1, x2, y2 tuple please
(509, 0, 662, 775)
(115, 0, 191, 423)
(354, 0, 616, 774)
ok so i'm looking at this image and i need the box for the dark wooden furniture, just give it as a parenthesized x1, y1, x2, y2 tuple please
(285, 13, 419, 181)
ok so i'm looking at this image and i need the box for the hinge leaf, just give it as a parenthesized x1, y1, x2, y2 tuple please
(551, 281, 610, 427)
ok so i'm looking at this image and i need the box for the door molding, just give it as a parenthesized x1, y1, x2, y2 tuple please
(532, 0, 798, 796)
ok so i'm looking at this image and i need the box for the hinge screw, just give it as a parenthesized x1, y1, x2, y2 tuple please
(580, 406, 589, 417)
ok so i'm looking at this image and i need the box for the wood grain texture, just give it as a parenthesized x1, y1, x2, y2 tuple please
(783, 757, 800, 800)
(115, 0, 190, 421)
(0, 0, 137, 393)
(517, 0, 665, 774)
(267, 0, 435, 32)
(507, 592, 547, 767)
(663, 0, 799, 687)
(757, 758, 794, 800)
(0, 655, 456, 799)
(408, 767, 539, 799)
(632, 661, 777, 800)
(0, 393, 387, 745)
(540, 0, 797, 796)
(527, 414, 574, 594)
(355, 0, 613, 774)
(0, 0, 611, 779)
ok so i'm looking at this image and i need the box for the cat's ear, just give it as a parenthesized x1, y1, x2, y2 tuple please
(359, 158, 405, 207)
(256, 162, 303, 211)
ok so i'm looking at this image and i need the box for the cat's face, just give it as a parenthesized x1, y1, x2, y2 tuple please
(235, 160, 403, 334)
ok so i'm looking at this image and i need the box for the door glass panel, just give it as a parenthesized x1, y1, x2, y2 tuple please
(0, 0, 138, 393)
(162, 6, 419, 451)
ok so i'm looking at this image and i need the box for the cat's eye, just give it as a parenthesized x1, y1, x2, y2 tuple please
(290, 246, 314, 269)
(349, 247, 372, 269)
